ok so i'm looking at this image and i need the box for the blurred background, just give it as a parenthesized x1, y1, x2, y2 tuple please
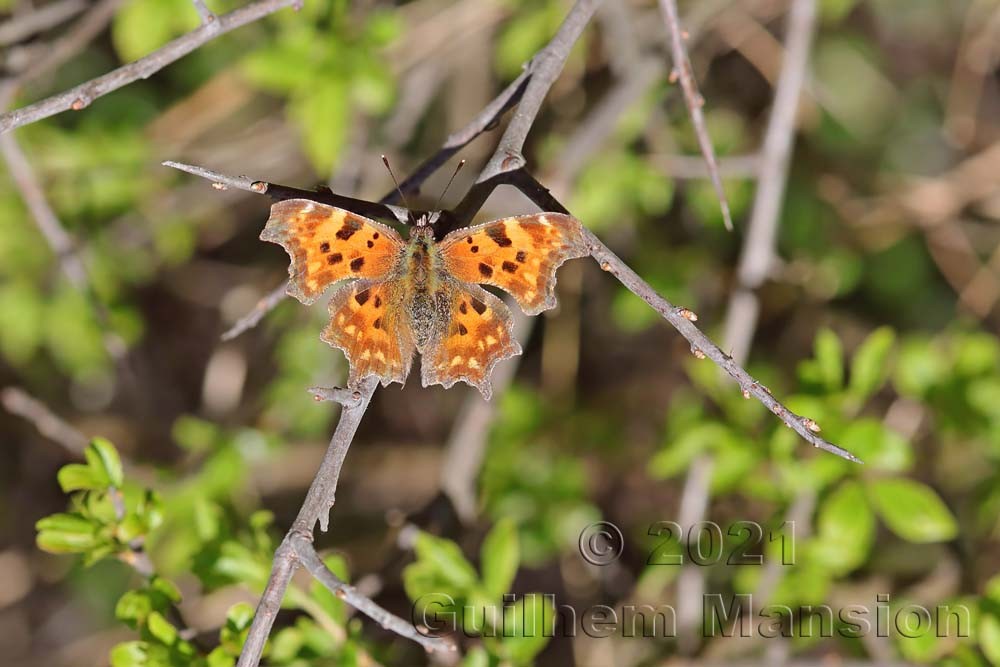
(3, 0, 1000, 665)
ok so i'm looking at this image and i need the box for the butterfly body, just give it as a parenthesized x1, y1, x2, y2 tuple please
(401, 226, 451, 351)
(262, 199, 589, 398)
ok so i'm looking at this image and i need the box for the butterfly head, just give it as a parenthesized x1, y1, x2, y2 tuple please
(409, 211, 440, 238)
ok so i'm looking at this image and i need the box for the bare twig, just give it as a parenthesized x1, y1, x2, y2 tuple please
(290, 534, 448, 653)
(723, 0, 819, 364)
(189, 0, 218, 28)
(162, 160, 413, 224)
(656, 0, 734, 231)
(174, 5, 601, 341)
(221, 282, 290, 341)
(675, 454, 714, 655)
(474, 0, 602, 187)
(678, 3, 821, 654)
(1, 386, 88, 454)
(390, 70, 531, 203)
(508, 167, 859, 462)
(0, 0, 300, 134)
(229, 4, 605, 663)
(0, 115, 89, 290)
(649, 153, 760, 179)
(308, 386, 363, 409)
(0, 0, 87, 47)
(11, 0, 122, 84)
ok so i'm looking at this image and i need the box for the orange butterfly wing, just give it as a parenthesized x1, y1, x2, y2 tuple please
(438, 213, 589, 315)
(323, 280, 415, 387)
(261, 199, 405, 304)
(420, 283, 521, 400)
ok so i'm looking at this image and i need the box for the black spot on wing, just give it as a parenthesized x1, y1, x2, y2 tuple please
(319, 241, 330, 253)
(486, 224, 513, 247)
(459, 301, 468, 314)
(335, 218, 362, 240)
(470, 298, 487, 315)
(350, 257, 365, 272)
(328, 253, 343, 265)
(501, 261, 518, 273)
(355, 289, 370, 306)
(373, 317, 382, 329)
(515, 250, 527, 263)
(479, 263, 493, 278)
(458, 323, 468, 335)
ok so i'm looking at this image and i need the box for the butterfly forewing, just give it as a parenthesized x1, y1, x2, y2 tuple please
(438, 213, 589, 315)
(261, 199, 405, 304)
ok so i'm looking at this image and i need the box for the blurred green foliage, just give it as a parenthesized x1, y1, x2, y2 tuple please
(6, 0, 1000, 665)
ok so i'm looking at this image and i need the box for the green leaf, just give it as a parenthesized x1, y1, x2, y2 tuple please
(967, 377, 1000, 420)
(868, 478, 958, 543)
(413, 532, 478, 592)
(116, 590, 154, 628)
(0, 280, 44, 364)
(146, 611, 178, 646)
(226, 601, 254, 631)
(840, 419, 912, 472)
(288, 79, 349, 174)
(981, 613, 1000, 666)
(112, 0, 198, 62)
(498, 594, 553, 664)
(461, 646, 490, 667)
(36, 513, 99, 553)
(57, 463, 106, 492)
(848, 326, 895, 402)
(893, 336, 947, 398)
(88, 437, 125, 488)
(150, 576, 182, 604)
(480, 518, 519, 599)
(811, 480, 874, 574)
(110, 641, 148, 667)
(814, 328, 844, 390)
(206, 646, 235, 667)
(649, 423, 730, 479)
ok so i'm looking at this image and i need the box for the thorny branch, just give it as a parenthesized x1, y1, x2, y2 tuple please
(165, 0, 857, 664)
(197, 3, 606, 664)
(0, 0, 299, 134)
(657, 0, 734, 231)
(723, 0, 819, 364)
(0, 0, 87, 47)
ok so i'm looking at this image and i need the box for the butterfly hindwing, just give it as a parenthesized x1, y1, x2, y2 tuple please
(322, 280, 415, 387)
(261, 199, 405, 304)
(438, 213, 589, 315)
(420, 282, 521, 399)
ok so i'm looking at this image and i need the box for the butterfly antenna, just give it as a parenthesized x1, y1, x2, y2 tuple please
(381, 154, 411, 211)
(433, 159, 466, 212)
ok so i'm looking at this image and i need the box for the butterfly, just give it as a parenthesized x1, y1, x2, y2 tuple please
(261, 199, 590, 399)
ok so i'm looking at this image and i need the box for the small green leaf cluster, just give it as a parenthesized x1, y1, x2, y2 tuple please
(36, 434, 382, 666)
(243, 1, 400, 173)
(37, 438, 160, 565)
(404, 519, 552, 665)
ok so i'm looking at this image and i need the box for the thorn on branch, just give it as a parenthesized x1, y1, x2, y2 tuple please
(308, 386, 363, 408)
(675, 307, 698, 321)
